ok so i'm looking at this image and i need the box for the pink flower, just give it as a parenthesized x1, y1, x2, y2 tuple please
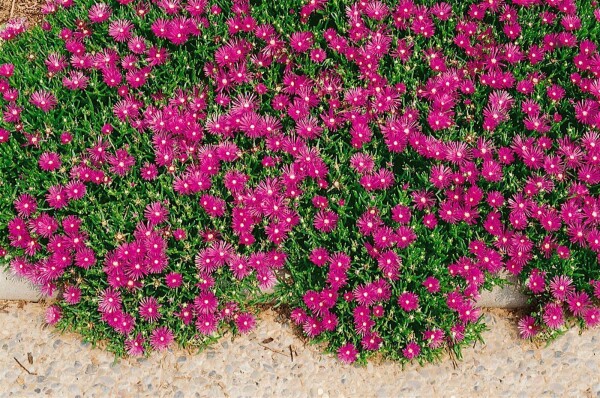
(196, 313, 218, 335)
(75, 247, 96, 269)
(361, 332, 382, 351)
(0, 63, 14, 77)
(139, 297, 162, 322)
(391, 205, 412, 224)
(234, 312, 255, 334)
(98, 288, 122, 313)
(65, 181, 86, 201)
(549, 275, 574, 301)
(309, 247, 329, 266)
(309, 48, 326, 63)
(543, 303, 564, 329)
(175, 304, 194, 325)
(46, 185, 68, 209)
(567, 292, 590, 316)
(45, 305, 62, 325)
(88, 3, 112, 23)
(63, 286, 81, 305)
(257, 268, 277, 290)
(60, 132, 73, 144)
(194, 291, 219, 314)
(200, 194, 226, 217)
(398, 292, 419, 312)
(337, 343, 358, 364)
(583, 307, 600, 328)
(430, 2, 452, 20)
(125, 334, 145, 356)
(62, 71, 90, 92)
(313, 209, 338, 233)
(13, 194, 37, 217)
(423, 277, 440, 293)
(289, 31, 313, 53)
(395, 226, 416, 248)
(149, 327, 174, 351)
(30, 90, 57, 112)
(303, 317, 323, 337)
(108, 19, 134, 42)
(354, 284, 378, 307)
(108, 148, 135, 176)
(518, 316, 539, 339)
(38, 152, 61, 171)
(0, 128, 10, 143)
(144, 201, 169, 225)
(165, 272, 183, 288)
(140, 162, 158, 180)
(402, 341, 421, 360)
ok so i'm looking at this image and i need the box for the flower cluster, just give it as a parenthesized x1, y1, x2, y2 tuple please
(1, 0, 600, 364)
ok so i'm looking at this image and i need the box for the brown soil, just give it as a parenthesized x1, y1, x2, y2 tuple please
(0, 0, 12, 24)
(0, 0, 44, 25)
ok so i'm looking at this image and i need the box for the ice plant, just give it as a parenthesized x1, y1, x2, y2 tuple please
(0, 0, 599, 366)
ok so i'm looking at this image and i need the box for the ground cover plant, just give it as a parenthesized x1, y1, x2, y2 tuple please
(1, 0, 599, 365)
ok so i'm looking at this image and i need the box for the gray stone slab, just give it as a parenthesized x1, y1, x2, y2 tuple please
(477, 283, 528, 309)
(0, 268, 41, 301)
(0, 267, 528, 307)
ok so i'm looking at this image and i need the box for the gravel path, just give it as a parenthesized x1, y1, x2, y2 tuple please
(0, 301, 599, 397)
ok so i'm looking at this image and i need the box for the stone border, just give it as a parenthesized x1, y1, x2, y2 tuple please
(0, 268, 529, 307)
(0, 269, 42, 301)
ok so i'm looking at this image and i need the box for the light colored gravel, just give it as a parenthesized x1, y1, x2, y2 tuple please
(0, 301, 599, 398)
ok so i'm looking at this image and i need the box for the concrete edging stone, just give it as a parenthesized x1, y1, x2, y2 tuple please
(0, 269, 529, 307)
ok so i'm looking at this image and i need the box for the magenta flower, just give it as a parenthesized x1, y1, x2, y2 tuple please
(194, 291, 219, 314)
(303, 317, 323, 337)
(0, 63, 15, 77)
(337, 343, 358, 364)
(583, 307, 600, 328)
(108, 19, 134, 42)
(63, 286, 81, 305)
(196, 313, 218, 335)
(88, 3, 112, 23)
(527, 269, 546, 294)
(46, 185, 68, 209)
(289, 31, 313, 53)
(423, 329, 445, 349)
(398, 292, 419, 312)
(125, 334, 145, 356)
(234, 312, 255, 334)
(144, 202, 169, 225)
(108, 148, 135, 176)
(149, 327, 174, 351)
(402, 341, 421, 360)
(175, 304, 194, 325)
(361, 332, 383, 351)
(165, 272, 183, 288)
(45, 305, 62, 325)
(98, 288, 122, 314)
(518, 316, 539, 339)
(313, 209, 338, 233)
(30, 90, 57, 112)
(543, 303, 565, 330)
(422, 277, 440, 293)
(0, 128, 10, 143)
(13, 194, 37, 217)
(74, 247, 96, 269)
(567, 292, 591, 317)
(139, 297, 162, 322)
(549, 275, 574, 301)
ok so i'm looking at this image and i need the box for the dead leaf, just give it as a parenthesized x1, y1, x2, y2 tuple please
(27, 353, 33, 365)
(261, 338, 274, 344)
